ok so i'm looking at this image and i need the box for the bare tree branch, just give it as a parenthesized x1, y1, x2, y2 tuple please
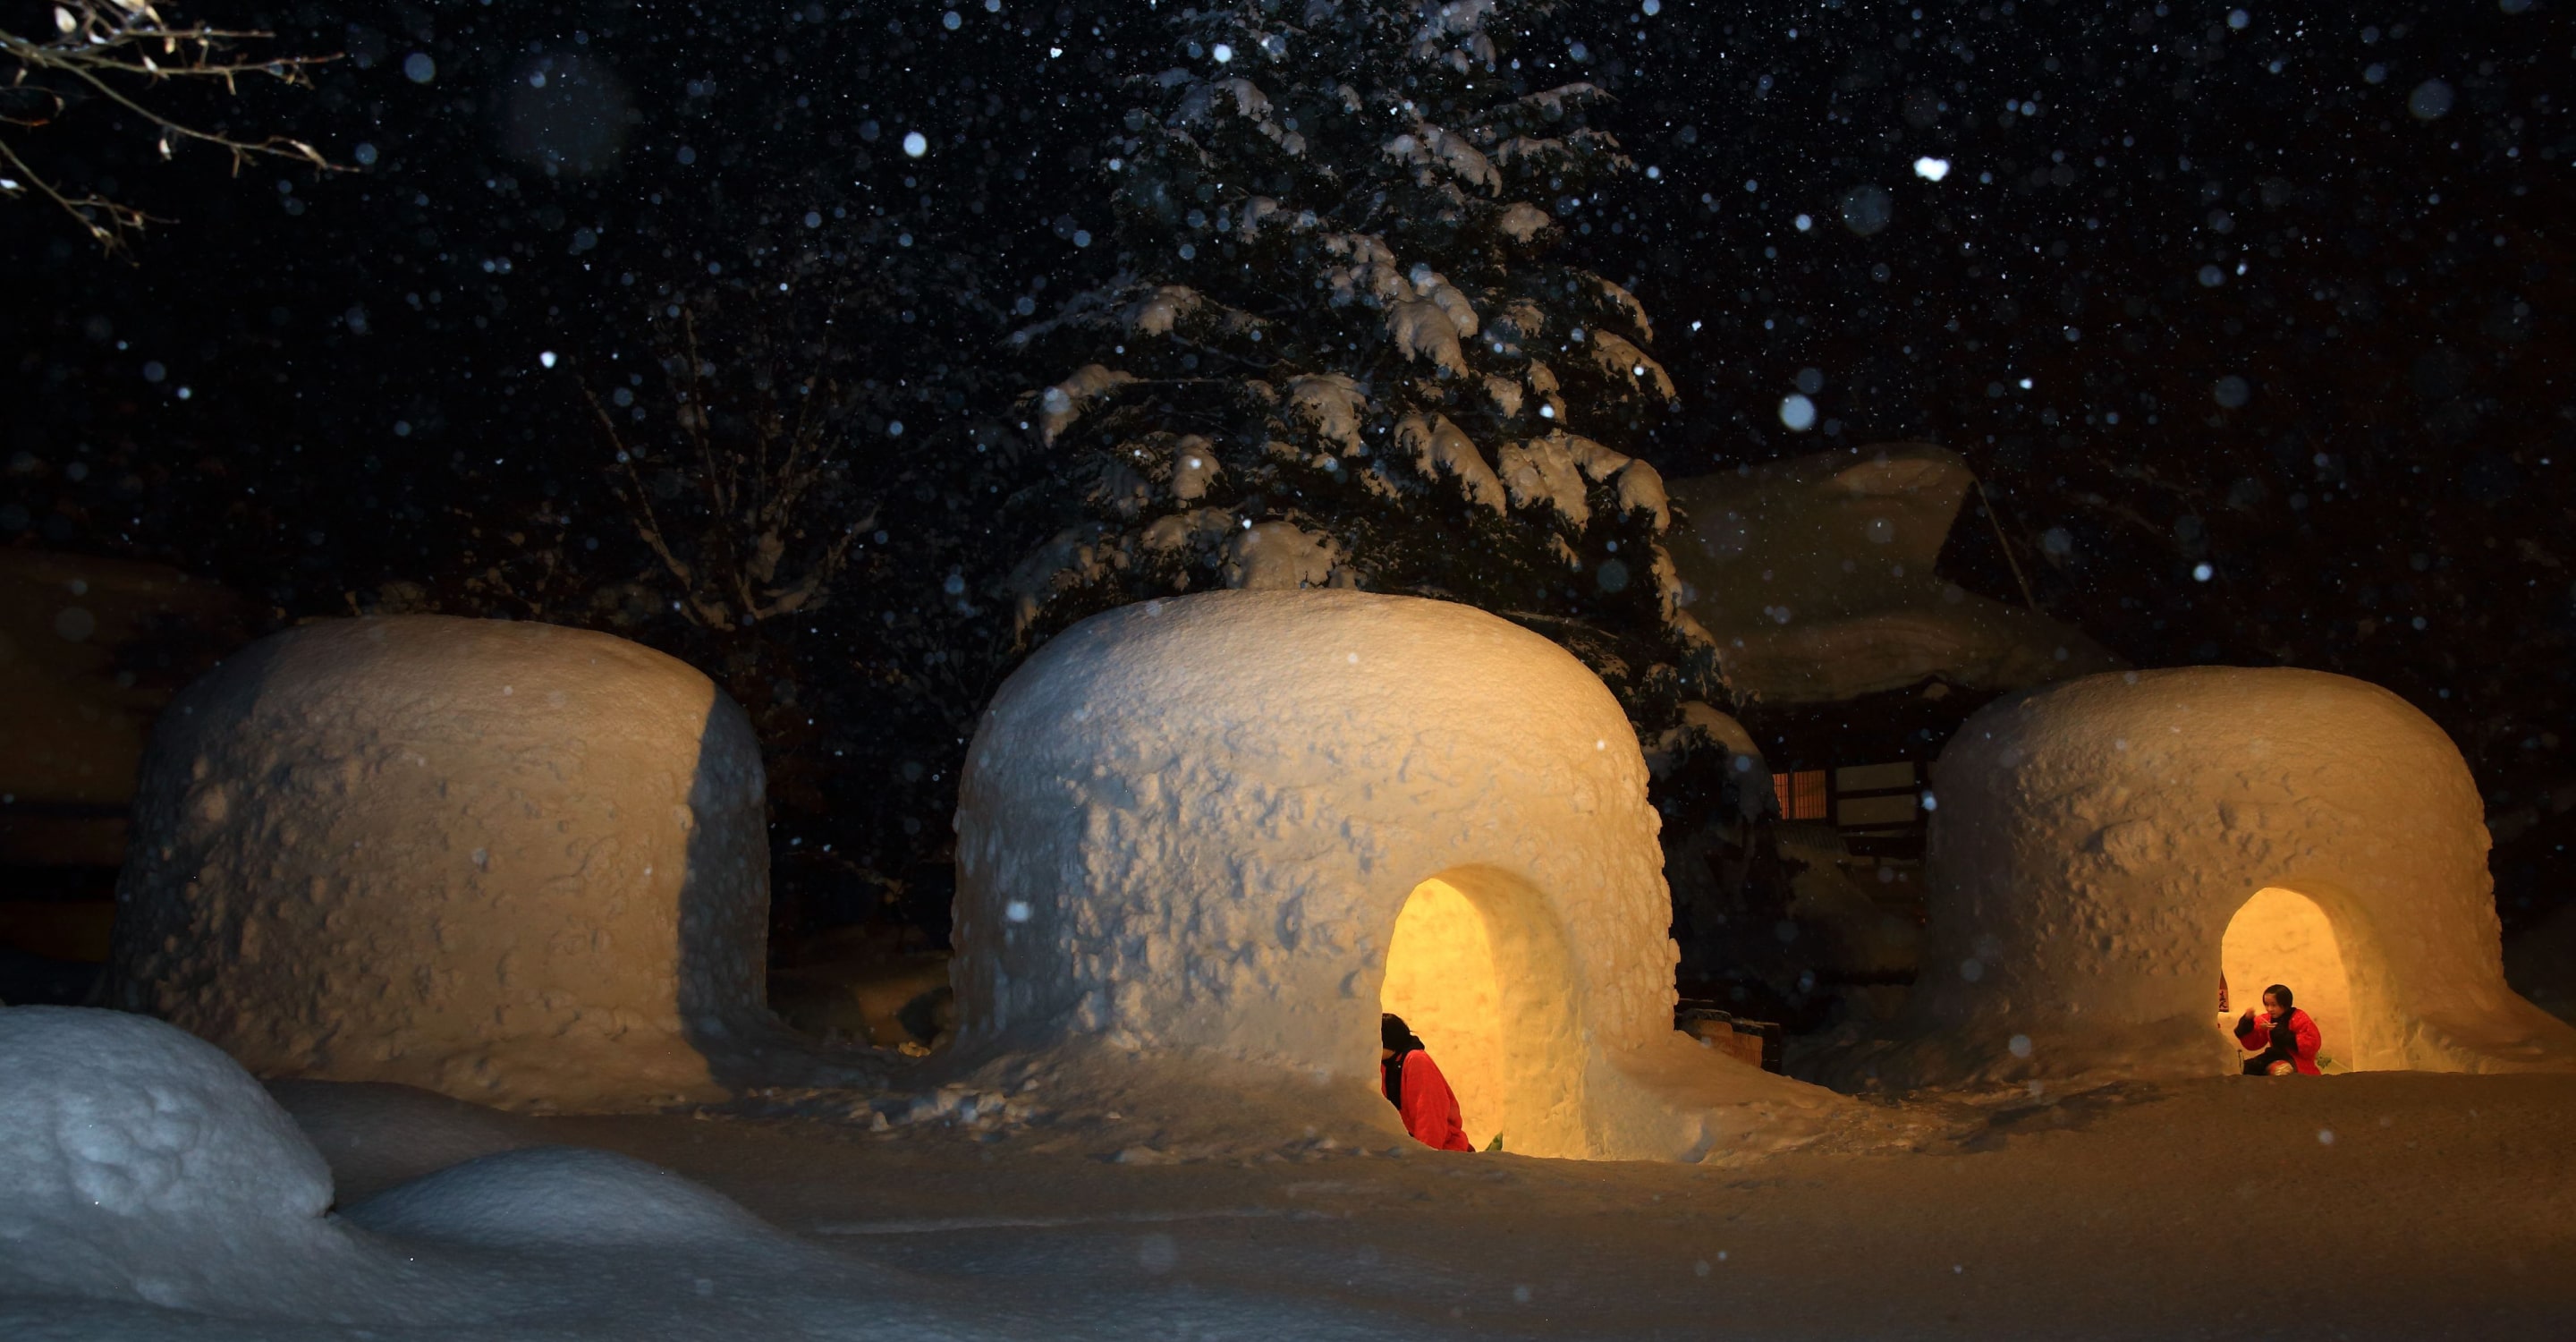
(574, 300, 876, 633)
(1, 1, 339, 253)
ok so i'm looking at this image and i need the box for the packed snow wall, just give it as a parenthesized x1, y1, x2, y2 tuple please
(951, 590, 1841, 1161)
(1830, 667, 2576, 1090)
(106, 616, 775, 1110)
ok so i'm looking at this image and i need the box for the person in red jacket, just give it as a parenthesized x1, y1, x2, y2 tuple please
(1381, 1014, 1475, 1151)
(2234, 982, 2323, 1075)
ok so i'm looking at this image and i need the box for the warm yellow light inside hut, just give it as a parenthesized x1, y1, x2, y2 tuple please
(1377, 869, 1591, 1155)
(1380, 877, 1507, 1151)
(2220, 886, 2358, 1072)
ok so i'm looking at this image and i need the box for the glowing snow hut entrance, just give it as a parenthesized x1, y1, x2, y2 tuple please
(953, 591, 1854, 1161)
(1378, 870, 1585, 1155)
(2219, 887, 2366, 1073)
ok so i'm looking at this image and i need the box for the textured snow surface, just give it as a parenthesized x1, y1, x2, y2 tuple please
(0, 1007, 356, 1310)
(343, 1146, 784, 1250)
(952, 590, 1843, 1161)
(0, 1011, 985, 1339)
(106, 616, 784, 1111)
(1815, 667, 2576, 1091)
(7, 1027, 2569, 1339)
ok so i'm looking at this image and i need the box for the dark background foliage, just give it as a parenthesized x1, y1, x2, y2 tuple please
(5, 0, 2569, 947)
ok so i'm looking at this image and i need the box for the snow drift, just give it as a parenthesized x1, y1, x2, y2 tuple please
(0, 1008, 951, 1339)
(0, 1007, 374, 1313)
(341, 1145, 785, 1251)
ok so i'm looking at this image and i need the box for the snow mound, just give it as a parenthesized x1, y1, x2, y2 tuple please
(343, 1146, 782, 1251)
(264, 1079, 554, 1204)
(0, 1014, 925, 1338)
(1809, 667, 2576, 1091)
(106, 616, 787, 1112)
(0, 1007, 354, 1309)
(1, 1007, 330, 1227)
(952, 590, 1848, 1162)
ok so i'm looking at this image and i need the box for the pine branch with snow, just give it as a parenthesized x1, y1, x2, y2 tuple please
(1003, 0, 1710, 719)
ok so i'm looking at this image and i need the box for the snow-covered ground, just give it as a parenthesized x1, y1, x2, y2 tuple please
(5, 1008, 2569, 1340)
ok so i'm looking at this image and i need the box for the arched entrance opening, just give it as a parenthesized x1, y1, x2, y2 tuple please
(2219, 887, 2360, 1073)
(1378, 868, 1586, 1156)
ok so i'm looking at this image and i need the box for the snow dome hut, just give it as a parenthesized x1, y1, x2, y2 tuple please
(106, 616, 779, 1110)
(1835, 667, 2576, 1090)
(952, 590, 1840, 1161)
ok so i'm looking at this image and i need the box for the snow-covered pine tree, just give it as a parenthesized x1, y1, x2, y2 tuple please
(1001, 0, 1714, 725)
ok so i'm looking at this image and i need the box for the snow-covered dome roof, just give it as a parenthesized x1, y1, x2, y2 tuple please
(951, 590, 1840, 1160)
(1821, 667, 2576, 1091)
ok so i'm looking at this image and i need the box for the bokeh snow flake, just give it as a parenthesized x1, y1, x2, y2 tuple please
(1839, 183, 1892, 235)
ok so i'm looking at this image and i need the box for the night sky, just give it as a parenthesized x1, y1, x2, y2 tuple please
(5, 1, 2570, 939)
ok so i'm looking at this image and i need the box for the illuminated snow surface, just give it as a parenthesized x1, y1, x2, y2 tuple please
(104, 616, 799, 1112)
(1809, 667, 2576, 1092)
(950, 590, 1842, 1163)
(6, 1008, 2572, 1339)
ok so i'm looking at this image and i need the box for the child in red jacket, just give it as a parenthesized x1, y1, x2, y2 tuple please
(2235, 982, 2323, 1075)
(1380, 1013, 1475, 1151)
